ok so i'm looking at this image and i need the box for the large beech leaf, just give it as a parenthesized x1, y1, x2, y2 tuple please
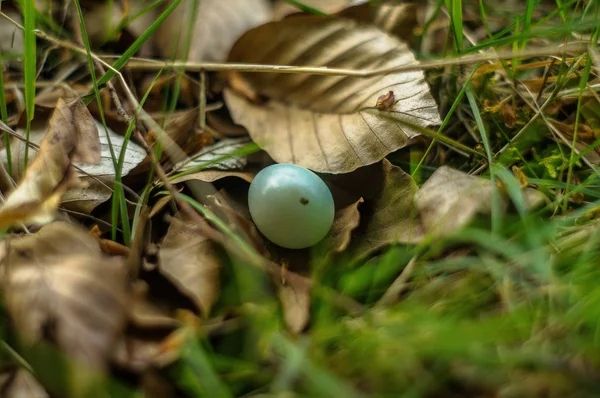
(338, 2, 420, 43)
(275, 0, 420, 45)
(158, 218, 221, 316)
(155, 0, 271, 62)
(224, 16, 441, 173)
(2, 222, 128, 371)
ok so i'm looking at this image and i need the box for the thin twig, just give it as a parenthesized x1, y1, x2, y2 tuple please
(199, 71, 206, 131)
(121, 41, 590, 75)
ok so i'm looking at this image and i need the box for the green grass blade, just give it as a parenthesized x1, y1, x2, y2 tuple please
(72, 0, 117, 167)
(111, 69, 162, 246)
(564, 69, 597, 210)
(522, 0, 537, 48)
(110, 0, 168, 39)
(466, 16, 596, 54)
(0, 53, 11, 177)
(445, 0, 463, 52)
(466, 85, 502, 232)
(23, 0, 36, 167)
(555, 0, 568, 23)
(494, 165, 527, 218)
(73, 0, 125, 242)
(412, 65, 481, 182)
(179, 334, 232, 398)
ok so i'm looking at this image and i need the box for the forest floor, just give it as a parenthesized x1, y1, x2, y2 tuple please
(1, 0, 600, 397)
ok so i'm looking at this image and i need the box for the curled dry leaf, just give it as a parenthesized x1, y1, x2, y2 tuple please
(65, 120, 145, 213)
(112, 335, 164, 373)
(206, 190, 267, 255)
(224, 16, 441, 173)
(0, 99, 101, 229)
(329, 198, 363, 253)
(129, 292, 180, 330)
(279, 281, 311, 334)
(351, 160, 423, 258)
(158, 218, 221, 316)
(5, 117, 145, 215)
(2, 222, 128, 371)
(155, 0, 272, 62)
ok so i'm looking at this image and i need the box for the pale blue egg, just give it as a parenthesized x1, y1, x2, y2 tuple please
(248, 164, 335, 249)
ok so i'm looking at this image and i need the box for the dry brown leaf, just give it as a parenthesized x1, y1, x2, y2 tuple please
(2, 222, 128, 371)
(0, 99, 101, 228)
(4, 116, 144, 215)
(79, 121, 146, 177)
(206, 110, 249, 138)
(149, 110, 198, 154)
(155, 0, 272, 62)
(140, 369, 177, 398)
(279, 281, 311, 334)
(112, 336, 163, 373)
(150, 194, 176, 219)
(210, 191, 268, 255)
(128, 281, 179, 330)
(59, 177, 113, 215)
(224, 16, 441, 173)
(2, 370, 48, 398)
(330, 198, 363, 253)
(352, 160, 423, 258)
(416, 166, 549, 235)
(415, 167, 495, 237)
(158, 218, 221, 316)
(129, 296, 180, 330)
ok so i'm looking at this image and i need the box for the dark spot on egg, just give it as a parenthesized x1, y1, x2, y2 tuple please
(300, 197, 309, 205)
